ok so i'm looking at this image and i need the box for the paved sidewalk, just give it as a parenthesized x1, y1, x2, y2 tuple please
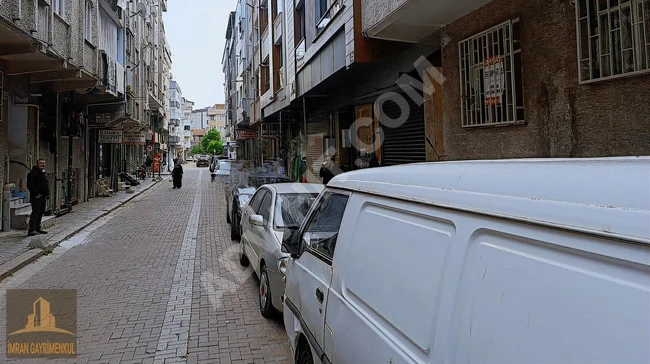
(0, 179, 160, 282)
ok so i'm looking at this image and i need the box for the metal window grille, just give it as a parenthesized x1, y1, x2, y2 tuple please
(576, 0, 650, 83)
(459, 19, 524, 127)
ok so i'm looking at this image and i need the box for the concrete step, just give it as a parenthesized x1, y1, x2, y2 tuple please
(10, 196, 25, 208)
(10, 202, 31, 215)
(11, 211, 56, 230)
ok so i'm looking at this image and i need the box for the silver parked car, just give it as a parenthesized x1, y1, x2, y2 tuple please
(239, 183, 324, 317)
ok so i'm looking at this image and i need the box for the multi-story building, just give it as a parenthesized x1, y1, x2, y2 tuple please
(207, 104, 227, 139)
(168, 80, 184, 161)
(223, 0, 650, 183)
(0, 0, 172, 229)
(182, 97, 194, 155)
(190, 108, 208, 130)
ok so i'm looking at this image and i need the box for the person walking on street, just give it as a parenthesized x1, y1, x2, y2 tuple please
(26, 159, 50, 236)
(319, 156, 341, 185)
(145, 155, 153, 177)
(172, 158, 183, 189)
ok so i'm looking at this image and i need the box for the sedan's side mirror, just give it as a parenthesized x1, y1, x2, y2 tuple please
(281, 228, 301, 258)
(249, 215, 264, 226)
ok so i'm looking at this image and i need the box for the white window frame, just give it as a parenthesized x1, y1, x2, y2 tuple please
(575, 0, 650, 84)
(458, 19, 525, 128)
(85, 0, 93, 41)
(53, 0, 65, 18)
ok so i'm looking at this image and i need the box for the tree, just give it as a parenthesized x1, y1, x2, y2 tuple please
(190, 145, 203, 155)
(200, 129, 224, 155)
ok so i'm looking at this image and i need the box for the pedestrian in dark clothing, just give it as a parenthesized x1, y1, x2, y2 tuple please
(26, 159, 49, 236)
(145, 156, 153, 177)
(319, 156, 341, 185)
(172, 159, 183, 189)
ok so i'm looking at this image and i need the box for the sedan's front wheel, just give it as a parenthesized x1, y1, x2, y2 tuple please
(259, 266, 274, 318)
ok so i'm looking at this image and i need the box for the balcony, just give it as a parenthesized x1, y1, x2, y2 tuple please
(168, 136, 181, 146)
(295, 39, 306, 70)
(362, 0, 493, 43)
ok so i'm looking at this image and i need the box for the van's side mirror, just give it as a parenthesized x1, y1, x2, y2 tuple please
(281, 228, 301, 258)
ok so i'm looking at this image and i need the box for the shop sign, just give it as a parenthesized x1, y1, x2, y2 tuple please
(122, 132, 146, 145)
(95, 113, 111, 124)
(237, 130, 258, 140)
(483, 56, 505, 106)
(262, 125, 279, 139)
(98, 129, 122, 143)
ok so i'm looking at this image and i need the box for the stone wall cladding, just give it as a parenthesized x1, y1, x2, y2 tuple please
(440, 0, 650, 160)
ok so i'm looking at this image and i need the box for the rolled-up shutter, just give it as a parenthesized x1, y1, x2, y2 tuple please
(306, 119, 324, 183)
(379, 93, 426, 166)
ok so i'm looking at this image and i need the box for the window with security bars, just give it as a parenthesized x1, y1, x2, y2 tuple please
(576, 0, 650, 83)
(459, 19, 525, 127)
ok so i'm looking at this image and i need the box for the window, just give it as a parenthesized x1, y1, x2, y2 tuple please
(316, 0, 330, 21)
(275, 193, 319, 228)
(85, 1, 93, 41)
(53, 0, 65, 17)
(260, 0, 269, 32)
(576, 0, 650, 83)
(249, 189, 268, 213)
(258, 193, 272, 223)
(301, 192, 349, 262)
(459, 19, 524, 127)
(295, 2, 306, 46)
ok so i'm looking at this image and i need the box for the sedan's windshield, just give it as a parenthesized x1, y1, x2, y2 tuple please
(274, 193, 319, 228)
(219, 162, 231, 171)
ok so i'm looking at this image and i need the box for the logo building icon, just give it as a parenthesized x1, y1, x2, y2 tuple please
(6, 289, 77, 358)
(9, 297, 75, 336)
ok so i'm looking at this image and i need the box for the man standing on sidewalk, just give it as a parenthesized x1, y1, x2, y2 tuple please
(26, 159, 50, 236)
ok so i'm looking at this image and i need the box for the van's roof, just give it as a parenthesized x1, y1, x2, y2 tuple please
(328, 157, 650, 243)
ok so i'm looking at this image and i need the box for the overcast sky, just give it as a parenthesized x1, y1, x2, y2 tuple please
(163, 0, 234, 108)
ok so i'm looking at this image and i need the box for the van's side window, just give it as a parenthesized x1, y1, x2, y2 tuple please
(301, 192, 349, 263)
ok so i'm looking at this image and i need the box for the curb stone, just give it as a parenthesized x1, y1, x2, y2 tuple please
(0, 180, 160, 283)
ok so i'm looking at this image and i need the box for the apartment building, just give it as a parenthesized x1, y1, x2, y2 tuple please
(207, 104, 227, 140)
(0, 0, 172, 228)
(182, 97, 194, 155)
(168, 80, 184, 161)
(224, 0, 650, 183)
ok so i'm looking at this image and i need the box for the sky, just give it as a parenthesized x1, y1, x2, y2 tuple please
(163, 0, 235, 109)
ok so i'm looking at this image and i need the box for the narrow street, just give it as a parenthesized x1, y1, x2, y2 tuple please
(0, 166, 291, 364)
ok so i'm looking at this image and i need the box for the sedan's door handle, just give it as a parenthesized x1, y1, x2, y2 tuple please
(316, 288, 324, 303)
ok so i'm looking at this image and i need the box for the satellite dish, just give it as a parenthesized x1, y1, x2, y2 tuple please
(136, 2, 147, 19)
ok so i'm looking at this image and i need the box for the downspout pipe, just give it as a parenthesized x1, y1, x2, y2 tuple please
(2, 183, 16, 232)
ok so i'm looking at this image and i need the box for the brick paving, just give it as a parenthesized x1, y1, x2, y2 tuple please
(0, 166, 291, 364)
(0, 179, 158, 267)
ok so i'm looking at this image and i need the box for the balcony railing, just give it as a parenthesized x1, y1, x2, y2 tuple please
(295, 39, 306, 69)
(316, 0, 342, 36)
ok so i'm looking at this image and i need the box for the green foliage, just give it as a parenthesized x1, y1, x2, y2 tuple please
(200, 129, 224, 155)
(190, 145, 203, 155)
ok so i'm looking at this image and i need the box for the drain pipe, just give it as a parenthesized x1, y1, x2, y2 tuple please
(2, 183, 16, 232)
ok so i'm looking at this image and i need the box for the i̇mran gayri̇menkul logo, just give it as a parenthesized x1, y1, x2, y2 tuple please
(6, 289, 77, 359)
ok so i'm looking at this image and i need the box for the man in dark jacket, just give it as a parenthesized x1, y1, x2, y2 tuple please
(26, 159, 50, 236)
(319, 156, 341, 185)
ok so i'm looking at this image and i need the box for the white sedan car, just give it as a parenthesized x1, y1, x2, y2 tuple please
(239, 183, 324, 317)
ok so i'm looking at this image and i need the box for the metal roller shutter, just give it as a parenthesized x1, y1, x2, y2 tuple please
(306, 120, 325, 183)
(380, 93, 426, 166)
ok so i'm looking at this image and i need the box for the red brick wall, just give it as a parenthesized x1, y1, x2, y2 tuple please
(440, 0, 650, 160)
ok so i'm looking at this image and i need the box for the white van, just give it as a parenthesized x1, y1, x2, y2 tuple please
(281, 157, 650, 364)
